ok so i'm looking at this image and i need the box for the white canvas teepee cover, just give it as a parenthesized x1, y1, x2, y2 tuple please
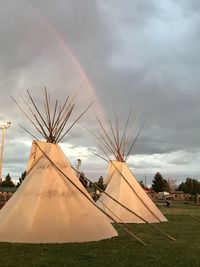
(97, 160, 167, 223)
(0, 141, 117, 243)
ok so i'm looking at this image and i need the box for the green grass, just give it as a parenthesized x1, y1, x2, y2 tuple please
(1, 202, 200, 267)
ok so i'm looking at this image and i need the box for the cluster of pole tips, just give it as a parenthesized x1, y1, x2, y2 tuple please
(12, 88, 93, 143)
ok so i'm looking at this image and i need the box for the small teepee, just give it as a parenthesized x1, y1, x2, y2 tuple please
(0, 89, 117, 243)
(94, 112, 167, 223)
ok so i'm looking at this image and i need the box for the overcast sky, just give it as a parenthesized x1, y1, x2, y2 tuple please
(0, 0, 200, 186)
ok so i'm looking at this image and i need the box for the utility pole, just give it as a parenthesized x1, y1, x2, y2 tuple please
(0, 121, 11, 184)
(76, 158, 81, 178)
(145, 172, 147, 186)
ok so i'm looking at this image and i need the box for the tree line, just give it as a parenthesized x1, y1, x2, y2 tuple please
(0, 171, 26, 188)
(151, 172, 200, 196)
(2, 171, 200, 198)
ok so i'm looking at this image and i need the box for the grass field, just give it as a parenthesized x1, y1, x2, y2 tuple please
(1, 202, 200, 267)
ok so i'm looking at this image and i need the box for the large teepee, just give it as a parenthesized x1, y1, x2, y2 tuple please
(94, 112, 167, 223)
(0, 89, 117, 243)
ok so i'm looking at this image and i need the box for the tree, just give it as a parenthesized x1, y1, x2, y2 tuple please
(16, 171, 26, 187)
(178, 182, 185, 192)
(93, 176, 105, 191)
(151, 172, 169, 193)
(97, 176, 105, 190)
(178, 178, 200, 195)
(1, 173, 15, 187)
(79, 172, 88, 188)
(139, 180, 145, 189)
(167, 178, 177, 194)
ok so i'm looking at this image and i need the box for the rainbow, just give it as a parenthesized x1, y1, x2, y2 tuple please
(26, 1, 105, 121)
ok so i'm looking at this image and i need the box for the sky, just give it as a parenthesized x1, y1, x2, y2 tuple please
(0, 0, 200, 186)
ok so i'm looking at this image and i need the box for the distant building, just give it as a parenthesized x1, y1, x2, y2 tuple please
(144, 187, 157, 202)
(144, 188, 192, 202)
(171, 191, 191, 201)
(0, 187, 17, 208)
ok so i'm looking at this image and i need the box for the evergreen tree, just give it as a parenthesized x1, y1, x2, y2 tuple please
(178, 182, 185, 192)
(93, 176, 105, 191)
(16, 171, 26, 187)
(151, 172, 169, 193)
(178, 178, 200, 195)
(1, 173, 15, 187)
(97, 176, 105, 191)
(79, 172, 88, 188)
(139, 180, 145, 189)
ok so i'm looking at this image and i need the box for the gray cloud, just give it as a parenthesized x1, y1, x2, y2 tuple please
(0, 0, 199, 183)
